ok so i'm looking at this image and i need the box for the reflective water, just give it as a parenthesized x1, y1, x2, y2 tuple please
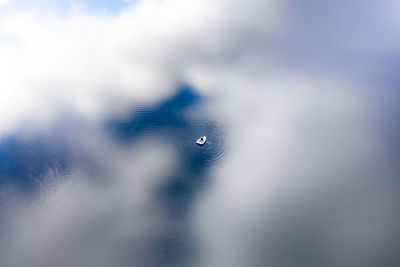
(2, 83, 399, 267)
(2, 1, 400, 266)
(0, 85, 227, 267)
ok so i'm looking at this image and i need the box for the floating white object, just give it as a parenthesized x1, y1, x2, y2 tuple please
(196, 136, 207, 146)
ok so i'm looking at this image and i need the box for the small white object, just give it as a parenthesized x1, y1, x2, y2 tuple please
(196, 136, 207, 146)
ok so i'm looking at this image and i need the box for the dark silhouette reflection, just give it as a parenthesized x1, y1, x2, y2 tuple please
(107, 85, 225, 266)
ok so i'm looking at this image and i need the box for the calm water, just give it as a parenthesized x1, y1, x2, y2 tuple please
(3, 1, 400, 266)
(0, 85, 227, 267)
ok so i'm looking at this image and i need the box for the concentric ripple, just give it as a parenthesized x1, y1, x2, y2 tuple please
(175, 119, 228, 166)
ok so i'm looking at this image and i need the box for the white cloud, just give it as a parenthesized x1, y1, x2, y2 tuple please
(0, 135, 178, 267)
(1, 0, 400, 267)
(0, 0, 284, 131)
(0, 1, 284, 266)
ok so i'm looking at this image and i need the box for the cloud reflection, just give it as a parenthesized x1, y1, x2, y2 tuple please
(1, 0, 400, 267)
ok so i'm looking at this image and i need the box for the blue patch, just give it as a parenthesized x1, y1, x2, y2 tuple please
(0, 85, 226, 266)
(106, 84, 226, 217)
(2, 0, 137, 15)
